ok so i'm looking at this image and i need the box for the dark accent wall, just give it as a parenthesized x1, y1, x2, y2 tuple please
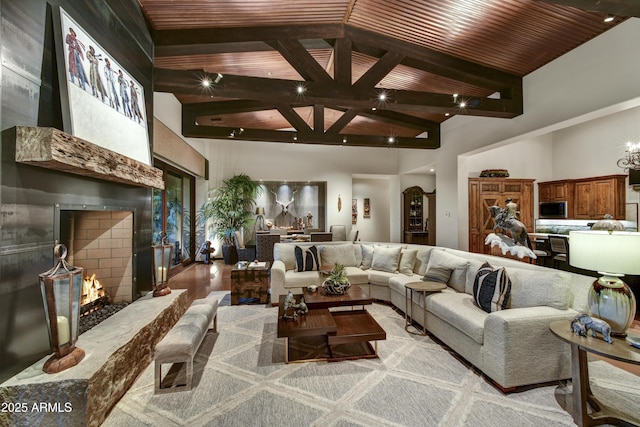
(0, 0, 154, 383)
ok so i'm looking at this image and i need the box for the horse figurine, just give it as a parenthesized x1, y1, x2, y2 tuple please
(489, 205, 532, 248)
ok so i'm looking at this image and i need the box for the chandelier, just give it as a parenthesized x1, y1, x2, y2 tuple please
(617, 141, 640, 171)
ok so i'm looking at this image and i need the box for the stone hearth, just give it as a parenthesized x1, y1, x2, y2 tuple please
(0, 290, 188, 427)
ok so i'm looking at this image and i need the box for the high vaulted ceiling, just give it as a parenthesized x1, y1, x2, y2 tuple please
(138, 0, 639, 149)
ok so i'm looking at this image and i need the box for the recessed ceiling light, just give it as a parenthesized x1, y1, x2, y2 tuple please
(378, 93, 387, 101)
(459, 101, 467, 108)
(201, 78, 211, 87)
(296, 85, 305, 94)
(445, 112, 450, 117)
(387, 136, 395, 144)
(430, 168, 435, 172)
(604, 14, 614, 23)
(372, 107, 377, 111)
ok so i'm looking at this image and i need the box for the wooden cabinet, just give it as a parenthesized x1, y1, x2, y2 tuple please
(403, 186, 436, 245)
(538, 175, 626, 219)
(573, 175, 626, 219)
(538, 180, 573, 202)
(468, 178, 535, 255)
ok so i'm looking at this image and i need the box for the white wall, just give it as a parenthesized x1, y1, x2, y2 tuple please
(352, 177, 391, 242)
(396, 18, 640, 250)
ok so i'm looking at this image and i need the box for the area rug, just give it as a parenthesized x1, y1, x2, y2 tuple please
(103, 292, 639, 426)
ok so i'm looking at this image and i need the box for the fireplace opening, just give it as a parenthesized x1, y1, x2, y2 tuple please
(59, 209, 135, 332)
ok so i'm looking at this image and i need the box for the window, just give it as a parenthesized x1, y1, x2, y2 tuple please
(153, 160, 195, 273)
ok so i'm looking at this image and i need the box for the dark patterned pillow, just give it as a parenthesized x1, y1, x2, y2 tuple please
(422, 266, 453, 284)
(294, 245, 319, 272)
(473, 262, 511, 313)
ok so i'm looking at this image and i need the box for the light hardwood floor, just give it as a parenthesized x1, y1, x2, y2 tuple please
(169, 261, 640, 377)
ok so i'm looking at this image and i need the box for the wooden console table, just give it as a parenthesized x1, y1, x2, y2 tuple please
(550, 320, 640, 427)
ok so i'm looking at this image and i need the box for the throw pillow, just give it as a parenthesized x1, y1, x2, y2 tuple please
(422, 266, 453, 284)
(473, 262, 511, 313)
(398, 248, 418, 275)
(425, 249, 469, 293)
(360, 244, 374, 270)
(294, 245, 319, 272)
(321, 244, 357, 267)
(371, 246, 402, 273)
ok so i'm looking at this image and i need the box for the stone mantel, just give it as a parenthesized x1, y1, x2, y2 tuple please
(14, 126, 164, 190)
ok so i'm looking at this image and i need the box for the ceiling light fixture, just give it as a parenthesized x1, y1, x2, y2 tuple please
(342, 136, 347, 143)
(201, 78, 211, 88)
(387, 136, 395, 144)
(296, 85, 306, 94)
(617, 141, 640, 170)
(378, 92, 387, 101)
(459, 101, 467, 108)
(214, 73, 223, 84)
(604, 14, 615, 23)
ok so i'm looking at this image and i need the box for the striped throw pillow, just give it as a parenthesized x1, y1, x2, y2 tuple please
(422, 267, 453, 284)
(473, 262, 511, 313)
(294, 245, 319, 272)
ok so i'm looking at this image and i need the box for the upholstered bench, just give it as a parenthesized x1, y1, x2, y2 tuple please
(154, 293, 219, 394)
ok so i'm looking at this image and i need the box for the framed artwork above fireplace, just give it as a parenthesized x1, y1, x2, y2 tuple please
(53, 6, 151, 166)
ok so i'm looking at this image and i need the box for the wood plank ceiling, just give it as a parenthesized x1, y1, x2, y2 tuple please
(138, 0, 639, 149)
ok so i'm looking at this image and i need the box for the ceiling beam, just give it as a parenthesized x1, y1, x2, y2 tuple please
(325, 109, 359, 135)
(352, 50, 405, 91)
(275, 104, 313, 134)
(155, 68, 521, 118)
(535, 0, 640, 17)
(267, 40, 334, 84)
(333, 38, 352, 87)
(182, 121, 439, 149)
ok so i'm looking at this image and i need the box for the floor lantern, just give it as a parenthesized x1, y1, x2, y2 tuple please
(152, 231, 172, 297)
(39, 243, 85, 373)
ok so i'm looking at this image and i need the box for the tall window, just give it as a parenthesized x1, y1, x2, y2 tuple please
(153, 160, 195, 273)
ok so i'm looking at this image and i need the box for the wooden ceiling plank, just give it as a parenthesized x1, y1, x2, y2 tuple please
(346, 25, 521, 89)
(152, 24, 345, 46)
(534, 0, 640, 17)
(353, 50, 406, 91)
(268, 40, 334, 83)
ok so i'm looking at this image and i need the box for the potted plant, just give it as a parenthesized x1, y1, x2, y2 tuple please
(203, 174, 262, 264)
(322, 263, 351, 295)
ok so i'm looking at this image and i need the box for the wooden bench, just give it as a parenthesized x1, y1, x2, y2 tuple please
(154, 293, 219, 394)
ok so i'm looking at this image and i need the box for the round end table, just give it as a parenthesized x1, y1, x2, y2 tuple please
(405, 281, 446, 335)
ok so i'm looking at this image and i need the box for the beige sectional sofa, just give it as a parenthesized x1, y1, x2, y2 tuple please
(271, 241, 594, 390)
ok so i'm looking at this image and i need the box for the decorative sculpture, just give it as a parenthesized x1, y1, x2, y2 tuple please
(570, 313, 613, 344)
(489, 204, 531, 248)
(271, 189, 297, 217)
(322, 263, 351, 295)
(281, 291, 308, 321)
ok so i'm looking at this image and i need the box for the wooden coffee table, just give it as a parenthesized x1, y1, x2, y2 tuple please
(277, 285, 386, 363)
(550, 320, 640, 427)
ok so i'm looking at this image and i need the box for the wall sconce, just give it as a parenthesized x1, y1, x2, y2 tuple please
(39, 244, 85, 373)
(152, 232, 173, 297)
(255, 206, 266, 231)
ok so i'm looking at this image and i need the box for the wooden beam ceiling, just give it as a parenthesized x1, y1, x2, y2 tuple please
(153, 23, 523, 149)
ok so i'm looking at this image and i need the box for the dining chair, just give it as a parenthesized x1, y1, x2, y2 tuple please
(330, 225, 347, 241)
(549, 235, 569, 269)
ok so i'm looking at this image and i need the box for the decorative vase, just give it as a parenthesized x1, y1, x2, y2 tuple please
(588, 276, 636, 336)
(322, 279, 351, 295)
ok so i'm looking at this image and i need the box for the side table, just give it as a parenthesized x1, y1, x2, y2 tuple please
(230, 261, 270, 305)
(549, 320, 640, 427)
(405, 281, 446, 335)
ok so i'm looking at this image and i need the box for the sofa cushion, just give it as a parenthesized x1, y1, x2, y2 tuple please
(371, 246, 402, 273)
(321, 244, 357, 267)
(360, 244, 374, 269)
(398, 248, 418, 275)
(422, 266, 453, 284)
(465, 258, 487, 295)
(427, 291, 487, 345)
(368, 270, 399, 286)
(414, 246, 435, 275)
(473, 262, 511, 313)
(274, 243, 297, 271)
(294, 245, 319, 272)
(426, 249, 469, 293)
(354, 245, 363, 267)
(344, 266, 369, 285)
(506, 266, 570, 310)
(284, 270, 323, 288)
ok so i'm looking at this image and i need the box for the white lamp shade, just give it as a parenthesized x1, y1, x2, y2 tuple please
(569, 231, 640, 275)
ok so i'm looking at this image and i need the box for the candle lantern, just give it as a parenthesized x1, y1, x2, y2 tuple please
(39, 244, 85, 373)
(152, 232, 173, 297)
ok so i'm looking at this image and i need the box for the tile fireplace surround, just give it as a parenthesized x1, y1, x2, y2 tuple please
(0, 290, 188, 427)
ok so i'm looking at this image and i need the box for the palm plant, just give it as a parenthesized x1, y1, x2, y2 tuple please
(202, 174, 262, 246)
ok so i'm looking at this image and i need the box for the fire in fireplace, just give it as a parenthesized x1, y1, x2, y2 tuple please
(81, 274, 109, 317)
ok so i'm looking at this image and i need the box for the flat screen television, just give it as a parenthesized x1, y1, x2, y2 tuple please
(630, 169, 640, 185)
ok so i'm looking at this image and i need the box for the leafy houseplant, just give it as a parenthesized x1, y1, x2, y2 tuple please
(322, 263, 351, 295)
(202, 174, 262, 264)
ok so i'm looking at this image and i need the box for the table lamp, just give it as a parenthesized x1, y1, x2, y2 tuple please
(569, 231, 640, 336)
